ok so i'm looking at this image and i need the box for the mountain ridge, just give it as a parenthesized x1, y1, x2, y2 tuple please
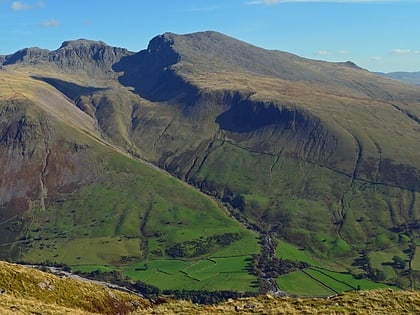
(377, 71, 420, 85)
(0, 31, 419, 292)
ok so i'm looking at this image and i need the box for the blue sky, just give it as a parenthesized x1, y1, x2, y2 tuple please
(0, 0, 419, 72)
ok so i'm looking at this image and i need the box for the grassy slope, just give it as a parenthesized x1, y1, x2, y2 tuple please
(194, 141, 418, 287)
(17, 140, 259, 289)
(144, 289, 420, 315)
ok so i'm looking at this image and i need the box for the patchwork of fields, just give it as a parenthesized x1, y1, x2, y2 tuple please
(73, 255, 258, 292)
(276, 267, 388, 297)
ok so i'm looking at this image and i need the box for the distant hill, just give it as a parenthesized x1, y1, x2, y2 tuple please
(376, 71, 420, 85)
(0, 31, 419, 294)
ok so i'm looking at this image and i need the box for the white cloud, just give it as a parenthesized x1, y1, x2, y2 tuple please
(338, 50, 351, 55)
(11, 1, 31, 10)
(371, 56, 382, 61)
(313, 50, 352, 57)
(11, 1, 44, 10)
(390, 48, 420, 56)
(392, 49, 412, 55)
(314, 50, 332, 56)
(41, 18, 60, 27)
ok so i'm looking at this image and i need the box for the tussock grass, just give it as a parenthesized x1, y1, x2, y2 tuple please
(137, 289, 420, 315)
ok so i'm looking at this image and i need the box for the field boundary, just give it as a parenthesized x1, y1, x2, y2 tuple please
(301, 269, 339, 294)
(309, 267, 357, 290)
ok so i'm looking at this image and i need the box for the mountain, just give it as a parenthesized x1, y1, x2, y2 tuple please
(0, 31, 419, 292)
(376, 71, 420, 85)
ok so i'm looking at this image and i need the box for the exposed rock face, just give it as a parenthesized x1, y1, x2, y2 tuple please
(2, 47, 50, 65)
(2, 39, 132, 78)
(114, 34, 197, 102)
(0, 100, 96, 214)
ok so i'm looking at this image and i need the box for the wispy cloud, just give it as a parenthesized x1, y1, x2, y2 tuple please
(392, 49, 412, 55)
(41, 18, 60, 27)
(11, 1, 31, 10)
(314, 49, 352, 56)
(391, 49, 420, 55)
(11, 1, 44, 11)
(314, 50, 332, 56)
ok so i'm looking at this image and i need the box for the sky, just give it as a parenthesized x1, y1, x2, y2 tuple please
(0, 0, 419, 73)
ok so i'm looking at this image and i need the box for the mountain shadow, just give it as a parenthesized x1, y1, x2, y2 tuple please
(113, 34, 199, 104)
(31, 76, 109, 100)
(216, 98, 309, 133)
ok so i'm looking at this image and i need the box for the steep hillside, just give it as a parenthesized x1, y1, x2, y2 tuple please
(1, 31, 419, 292)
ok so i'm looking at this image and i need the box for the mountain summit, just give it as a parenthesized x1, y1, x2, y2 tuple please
(0, 31, 419, 291)
(2, 39, 132, 79)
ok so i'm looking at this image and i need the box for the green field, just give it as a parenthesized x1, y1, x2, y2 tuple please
(276, 240, 321, 266)
(309, 268, 390, 291)
(277, 270, 335, 296)
(412, 246, 420, 271)
(276, 267, 389, 296)
(123, 255, 256, 291)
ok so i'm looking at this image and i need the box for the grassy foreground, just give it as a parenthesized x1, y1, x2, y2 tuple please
(0, 261, 150, 314)
(1, 261, 419, 314)
(144, 289, 420, 315)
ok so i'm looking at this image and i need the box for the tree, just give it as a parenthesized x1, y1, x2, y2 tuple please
(392, 256, 406, 269)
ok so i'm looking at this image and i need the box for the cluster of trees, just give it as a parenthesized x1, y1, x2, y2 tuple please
(251, 254, 309, 279)
(162, 289, 257, 304)
(352, 250, 410, 283)
(352, 250, 385, 281)
(165, 233, 241, 258)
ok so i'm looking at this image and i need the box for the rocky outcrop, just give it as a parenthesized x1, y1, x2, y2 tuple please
(114, 34, 198, 102)
(2, 39, 132, 78)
